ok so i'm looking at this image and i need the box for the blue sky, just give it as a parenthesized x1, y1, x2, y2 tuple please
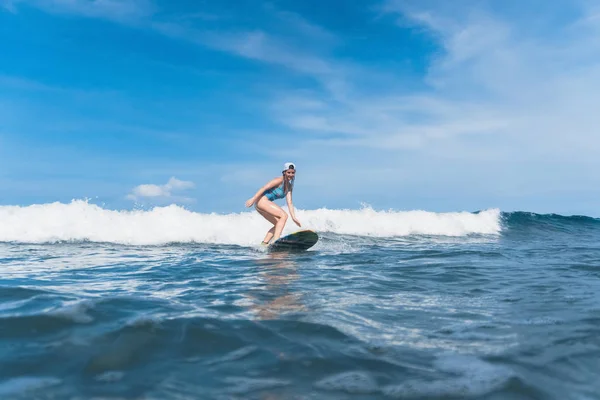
(1, 0, 600, 216)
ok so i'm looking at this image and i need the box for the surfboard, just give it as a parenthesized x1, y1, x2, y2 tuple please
(268, 230, 319, 252)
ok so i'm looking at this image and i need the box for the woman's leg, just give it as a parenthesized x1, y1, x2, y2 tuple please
(255, 197, 288, 242)
(255, 206, 277, 244)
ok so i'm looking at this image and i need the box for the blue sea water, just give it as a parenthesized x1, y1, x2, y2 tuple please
(1, 202, 599, 399)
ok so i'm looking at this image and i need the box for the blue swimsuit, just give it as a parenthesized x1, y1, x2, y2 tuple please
(263, 178, 294, 201)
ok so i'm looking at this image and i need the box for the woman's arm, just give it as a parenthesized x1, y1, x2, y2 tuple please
(286, 190, 301, 226)
(245, 177, 283, 207)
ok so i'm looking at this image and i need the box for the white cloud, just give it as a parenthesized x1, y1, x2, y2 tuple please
(380, 0, 600, 145)
(7, 0, 600, 213)
(128, 183, 167, 198)
(257, 0, 600, 162)
(165, 176, 194, 190)
(13, 0, 600, 156)
(126, 177, 195, 202)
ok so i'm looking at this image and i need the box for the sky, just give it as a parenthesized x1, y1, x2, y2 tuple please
(1, 0, 600, 216)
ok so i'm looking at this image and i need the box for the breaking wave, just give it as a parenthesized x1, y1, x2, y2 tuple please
(0, 200, 501, 245)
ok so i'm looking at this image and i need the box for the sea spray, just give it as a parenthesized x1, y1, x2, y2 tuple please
(0, 200, 501, 245)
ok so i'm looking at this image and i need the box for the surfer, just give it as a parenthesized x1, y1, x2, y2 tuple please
(245, 162, 301, 245)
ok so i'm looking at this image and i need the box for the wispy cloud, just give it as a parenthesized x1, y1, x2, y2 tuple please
(149, 23, 350, 100)
(262, 0, 600, 160)
(10, 0, 351, 99)
(271, 90, 508, 148)
(227, 0, 600, 210)
(8, 0, 600, 158)
(11, 0, 154, 22)
(262, 4, 339, 46)
(126, 177, 195, 203)
(6, 0, 600, 213)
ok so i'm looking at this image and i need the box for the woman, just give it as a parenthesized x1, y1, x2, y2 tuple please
(245, 162, 301, 245)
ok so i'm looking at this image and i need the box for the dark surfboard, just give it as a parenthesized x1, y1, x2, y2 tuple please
(268, 230, 319, 252)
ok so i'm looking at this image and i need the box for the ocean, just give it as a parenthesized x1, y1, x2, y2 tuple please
(1, 201, 599, 399)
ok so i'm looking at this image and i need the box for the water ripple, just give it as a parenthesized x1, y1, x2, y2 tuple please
(1, 230, 600, 399)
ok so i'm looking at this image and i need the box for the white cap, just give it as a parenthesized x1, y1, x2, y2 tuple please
(283, 162, 296, 170)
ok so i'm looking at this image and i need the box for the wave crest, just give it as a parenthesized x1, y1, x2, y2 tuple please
(0, 200, 501, 245)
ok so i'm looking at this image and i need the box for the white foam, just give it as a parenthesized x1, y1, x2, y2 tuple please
(382, 354, 514, 398)
(0, 200, 501, 246)
(307, 205, 501, 237)
(48, 300, 95, 323)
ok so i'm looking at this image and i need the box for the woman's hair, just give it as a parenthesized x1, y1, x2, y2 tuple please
(281, 163, 295, 195)
(282, 170, 294, 194)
